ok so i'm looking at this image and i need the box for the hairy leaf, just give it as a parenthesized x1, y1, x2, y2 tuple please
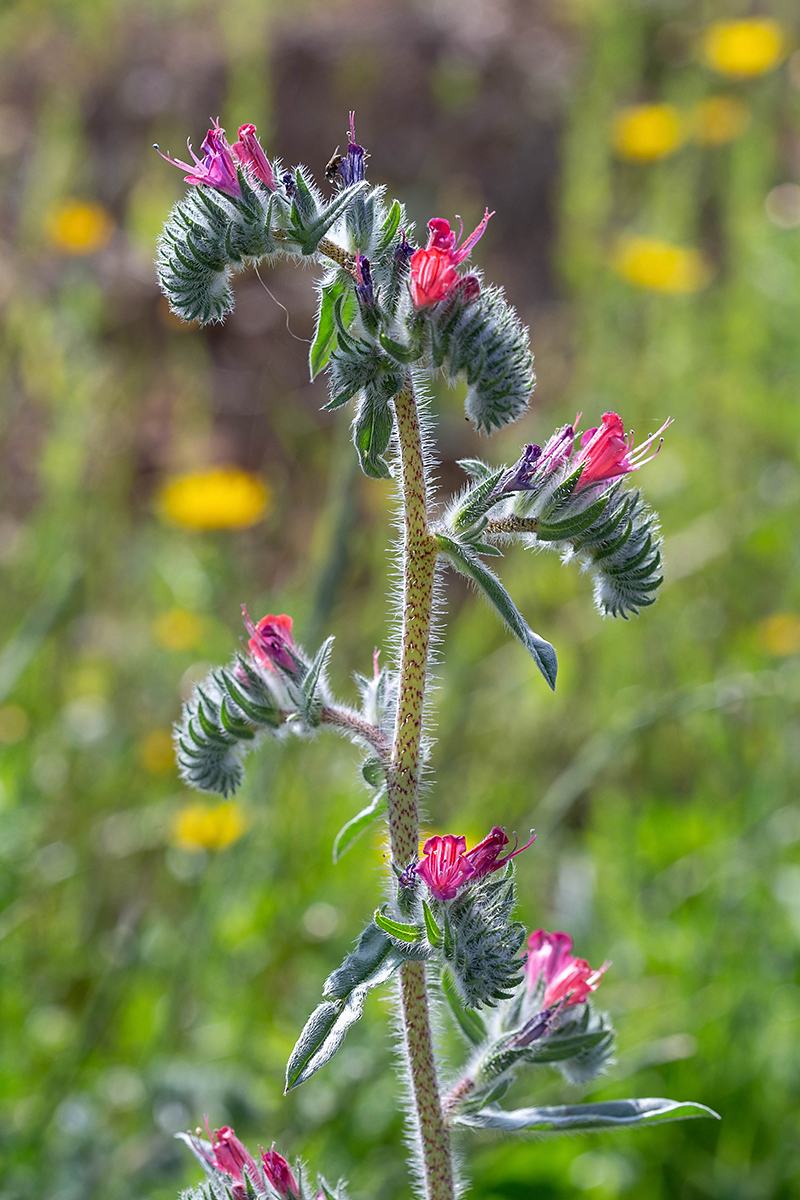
(454, 1097, 720, 1132)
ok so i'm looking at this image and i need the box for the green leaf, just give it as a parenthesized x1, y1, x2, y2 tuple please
(374, 906, 422, 943)
(456, 457, 495, 482)
(435, 534, 558, 691)
(536, 495, 610, 542)
(324, 922, 414, 1001)
(452, 467, 507, 532)
(441, 968, 488, 1046)
(301, 181, 369, 256)
(376, 198, 402, 254)
(422, 900, 442, 948)
(310, 280, 344, 380)
(353, 391, 393, 480)
(300, 635, 335, 726)
(379, 331, 421, 364)
(332, 791, 387, 863)
(454, 1098, 721, 1133)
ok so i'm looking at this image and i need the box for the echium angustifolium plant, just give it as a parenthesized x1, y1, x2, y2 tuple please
(156, 115, 718, 1200)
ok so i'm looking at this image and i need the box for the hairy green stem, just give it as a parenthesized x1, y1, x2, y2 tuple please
(389, 378, 455, 1200)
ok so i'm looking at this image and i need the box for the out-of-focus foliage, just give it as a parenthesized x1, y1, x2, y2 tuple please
(1, 1, 800, 1199)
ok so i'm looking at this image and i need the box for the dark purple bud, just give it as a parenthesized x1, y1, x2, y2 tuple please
(339, 111, 366, 186)
(509, 1007, 557, 1048)
(398, 861, 419, 890)
(355, 254, 375, 307)
(282, 172, 296, 199)
(394, 229, 414, 271)
(497, 444, 543, 495)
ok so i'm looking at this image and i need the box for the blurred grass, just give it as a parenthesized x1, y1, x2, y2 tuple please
(1, 1, 800, 1199)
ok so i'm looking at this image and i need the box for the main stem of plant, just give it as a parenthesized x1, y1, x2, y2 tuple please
(388, 378, 455, 1200)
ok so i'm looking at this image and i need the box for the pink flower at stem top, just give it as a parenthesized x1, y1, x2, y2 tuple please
(202, 1124, 262, 1198)
(415, 826, 535, 900)
(262, 1147, 300, 1199)
(233, 124, 276, 190)
(525, 929, 609, 1008)
(243, 607, 299, 676)
(572, 411, 672, 492)
(155, 121, 242, 199)
(409, 208, 494, 308)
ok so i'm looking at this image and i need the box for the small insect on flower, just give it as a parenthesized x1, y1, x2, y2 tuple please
(409, 208, 494, 308)
(416, 826, 534, 900)
(525, 929, 609, 1008)
(232, 124, 275, 190)
(243, 608, 300, 677)
(155, 120, 242, 199)
(572, 411, 672, 492)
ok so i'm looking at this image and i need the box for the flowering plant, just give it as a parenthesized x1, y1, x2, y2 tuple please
(157, 115, 717, 1200)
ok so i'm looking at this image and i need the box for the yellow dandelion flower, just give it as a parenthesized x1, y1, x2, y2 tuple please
(172, 800, 248, 852)
(700, 19, 787, 79)
(611, 235, 711, 293)
(47, 200, 114, 255)
(611, 103, 684, 162)
(757, 613, 800, 657)
(139, 728, 176, 775)
(692, 95, 751, 145)
(157, 466, 270, 531)
(152, 608, 206, 652)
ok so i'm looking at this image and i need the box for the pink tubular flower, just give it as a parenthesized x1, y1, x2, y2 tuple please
(525, 929, 609, 1008)
(233, 124, 275, 190)
(409, 208, 494, 308)
(200, 1124, 261, 1198)
(572, 411, 672, 493)
(155, 121, 242, 199)
(416, 825, 535, 899)
(416, 834, 474, 900)
(262, 1147, 300, 1199)
(463, 825, 536, 880)
(243, 607, 299, 676)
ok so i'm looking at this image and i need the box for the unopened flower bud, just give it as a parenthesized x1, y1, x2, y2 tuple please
(233, 124, 275, 190)
(242, 607, 299, 677)
(262, 1147, 300, 1199)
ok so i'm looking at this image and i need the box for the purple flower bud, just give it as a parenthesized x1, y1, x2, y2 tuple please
(339, 110, 366, 185)
(282, 172, 296, 199)
(355, 254, 375, 307)
(497, 444, 542, 494)
(509, 1007, 556, 1047)
(394, 229, 414, 270)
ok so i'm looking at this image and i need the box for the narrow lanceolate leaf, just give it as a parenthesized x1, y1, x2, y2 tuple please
(454, 1098, 720, 1132)
(436, 534, 558, 691)
(441, 968, 488, 1046)
(332, 790, 386, 863)
(310, 279, 345, 380)
(374, 907, 422, 943)
(286, 923, 422, 1091)
(300, 635, 335, 726)
(451, 467, 507, 532)
(422, 900, 442, 948)
(301, 180, 369, 255)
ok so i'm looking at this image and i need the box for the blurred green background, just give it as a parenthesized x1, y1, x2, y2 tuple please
(2, 0, 800, 1197)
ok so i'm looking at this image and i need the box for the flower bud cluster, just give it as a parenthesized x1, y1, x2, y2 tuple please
(177, 1122, 346, 1200)
(444, 411, 669, 618)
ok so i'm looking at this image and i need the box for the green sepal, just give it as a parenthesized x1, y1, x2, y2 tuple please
(435, 534, 557, 691)
(300, 180, 369, 256)
(535, 494, 610, 542)
(379, 331, 421, 364)
(374, 906, 422, 943)
(466, 539, 504, 557)
(375, 199, 402, 255)
(299, 635, 335, 726)
(441, 968, 488, 1046)
(422, 900, 442, 948)
(457, 457, 495, 482)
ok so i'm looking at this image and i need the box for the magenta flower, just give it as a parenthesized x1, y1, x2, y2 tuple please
(156, 121, 242, 199)
(242, 607, 299, 677)
(193, 1124, 261, 1199)
(463, 825, 536, 879)
(262, 1147, 300, 1198)
(233, 124, 275, 190)
(572, 411, 672, 493)
(416, 825, 535, 900)
(409, 209, 494, 308)
(415, 834, 474, 900)
(525, 929, 609, 1008)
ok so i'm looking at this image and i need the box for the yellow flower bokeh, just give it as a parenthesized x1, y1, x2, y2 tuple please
(172, 800, 248, 852)
(152, 608, 206, 652)
(139, 728, 176, 774)
(700, 19, 787, 79)
(47, 200, 114, 254)
(757, 613, 800, 657)
(156, 466, 270, 531)
(611, 235, 711, 294)
(692, 95, 751, 145)
(611, 103, 684, 162)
